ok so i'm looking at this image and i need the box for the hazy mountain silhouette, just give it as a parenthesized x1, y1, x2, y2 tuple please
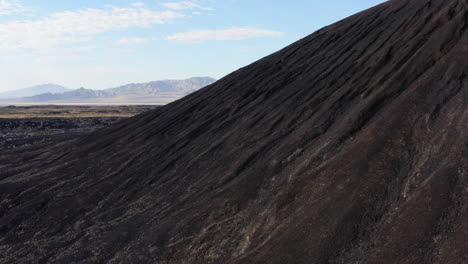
(4, 77, 216, 104)
(0, 0, 467, 263)
(0, 84, 69, 99)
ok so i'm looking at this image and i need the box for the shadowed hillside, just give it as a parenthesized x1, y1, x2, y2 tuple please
(0, 0, 467, 263)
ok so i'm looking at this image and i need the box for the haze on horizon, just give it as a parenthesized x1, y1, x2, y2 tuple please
(0, 0, 386, 92)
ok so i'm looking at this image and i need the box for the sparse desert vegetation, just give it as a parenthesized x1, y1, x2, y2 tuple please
(0, 105, 157, 149)
(0, 105, 155, 118)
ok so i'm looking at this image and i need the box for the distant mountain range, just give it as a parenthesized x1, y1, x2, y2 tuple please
(0, 84, 70, 99)
(0, 77, 216, 105)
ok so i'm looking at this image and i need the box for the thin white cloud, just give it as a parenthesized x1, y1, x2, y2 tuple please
(131, 2, 145, 7)
(162, 1, 213, 11)
(166, 27, 283, 41)
(0, 0, 25, 15)
(0, 6, 183, 50)
(115, 37, 154, 45)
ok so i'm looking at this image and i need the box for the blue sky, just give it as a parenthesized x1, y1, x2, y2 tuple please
(0, 0, 387, 92)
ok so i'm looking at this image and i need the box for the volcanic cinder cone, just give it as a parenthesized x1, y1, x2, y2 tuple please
(1, 0, 467, 263)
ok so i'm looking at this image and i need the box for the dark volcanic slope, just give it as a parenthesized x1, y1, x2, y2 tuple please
(1, 0, 467, 263)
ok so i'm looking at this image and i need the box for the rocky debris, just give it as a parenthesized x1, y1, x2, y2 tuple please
(0, 117, 123, 150)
